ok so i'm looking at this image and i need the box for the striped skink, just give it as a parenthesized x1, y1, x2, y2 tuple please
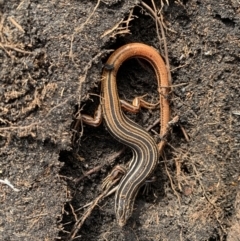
(82, 43, 170, 226)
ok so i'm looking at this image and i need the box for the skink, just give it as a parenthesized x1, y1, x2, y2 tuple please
(82, 43, 170, 226)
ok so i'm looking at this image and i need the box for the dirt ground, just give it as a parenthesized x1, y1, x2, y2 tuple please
(0, 0, 240, 240)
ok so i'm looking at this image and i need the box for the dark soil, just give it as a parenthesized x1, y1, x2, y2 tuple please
(0, 0, 239, 241)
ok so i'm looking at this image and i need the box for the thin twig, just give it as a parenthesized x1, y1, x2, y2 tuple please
(1, 44, 32, 54)
(75, 185, 118, 212)
(67, 179, 119, 241)
(69, 0, 101, 60)
(179, 124, 190, 142)
(232, 110, 240, 115)
(74, 148, 125, 183)
(140, 1, 172, 86)
(0, 178, 20, 192)
(163, 157, 181, 205)
(8, 16, 25, 33)
(146, 118, 160, 132)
